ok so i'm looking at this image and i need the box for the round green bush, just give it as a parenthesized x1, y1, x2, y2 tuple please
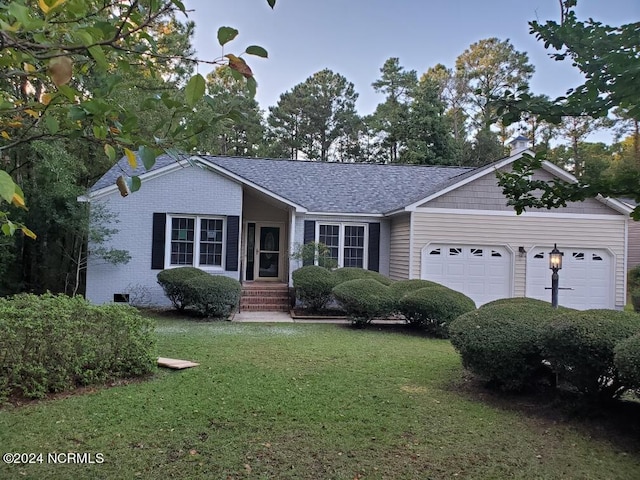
(614, 334, 640, 390)
(183, 275, 242, 318)
(398, 286, 475, 337)
(481, 297, 555, 309)
(292, 265, 337, 311)
(332, 279, 395, 326)
(449, 301, 560, 391)
(541, 309, 640, 399)
(388, 279, 442, 301)
(157, 267, 209, 310)
(333, 267, 393, 286)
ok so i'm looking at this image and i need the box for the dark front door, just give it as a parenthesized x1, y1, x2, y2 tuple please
(257, 225, 281, 280)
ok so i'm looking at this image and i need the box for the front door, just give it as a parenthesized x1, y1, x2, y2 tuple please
(256, 225, 281, 280)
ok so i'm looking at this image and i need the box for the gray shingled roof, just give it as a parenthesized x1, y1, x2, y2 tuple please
(90, 154, 474, 214)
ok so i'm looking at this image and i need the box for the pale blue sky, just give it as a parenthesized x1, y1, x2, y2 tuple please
(182, 0, 639, 118)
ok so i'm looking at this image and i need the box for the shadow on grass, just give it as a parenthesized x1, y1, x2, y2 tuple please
(446, 371, 640, 454)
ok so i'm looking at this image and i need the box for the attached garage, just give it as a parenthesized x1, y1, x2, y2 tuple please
(421, 244, 513, 306)
(526, 246, 614, 310)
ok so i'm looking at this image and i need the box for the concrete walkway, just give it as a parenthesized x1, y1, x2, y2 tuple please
(231, 311, 405, 325)
(231, 311, 295, 323)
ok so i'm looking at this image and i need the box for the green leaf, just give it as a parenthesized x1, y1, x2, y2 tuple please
(9, 3, 43, 30)
(45, 116, 59, 134)
(138, 146, 158, 170)
(185, 74, 206, 107)
(88, 45, 108, 70)
(1, 223, 12, 236)
(246, 77, 257, 98)
(104, 144, 116, 162)
(217, 26, 239, 46)
(245, 45, 268, 58)
(0, 170, 16, 203)
(130, 176, 141, 192)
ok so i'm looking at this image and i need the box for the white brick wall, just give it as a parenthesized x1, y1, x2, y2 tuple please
(85, 165, 243, 305)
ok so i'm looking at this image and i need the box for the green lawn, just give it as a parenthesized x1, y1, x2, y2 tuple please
(1, 316, 639, 479)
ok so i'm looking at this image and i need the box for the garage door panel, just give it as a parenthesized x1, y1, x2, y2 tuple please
(526, 247, 613, 310)
(421, 244, 512, 306)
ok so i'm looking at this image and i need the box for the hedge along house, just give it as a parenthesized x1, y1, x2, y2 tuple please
(80, 143, 632, 311)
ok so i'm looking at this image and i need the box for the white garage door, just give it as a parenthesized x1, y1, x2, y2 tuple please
(526, 247, 614, 309)
(421, 244, 512, 306)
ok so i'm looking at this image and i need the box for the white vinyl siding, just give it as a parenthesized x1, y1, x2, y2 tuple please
(389, 214, 411, 280)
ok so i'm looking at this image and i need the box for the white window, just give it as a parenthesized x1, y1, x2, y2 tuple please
(317, 223, 367, 268)
(166, 215, 225, 269)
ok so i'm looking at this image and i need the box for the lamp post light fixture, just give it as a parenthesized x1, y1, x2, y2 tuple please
(549, 244, 563, 308)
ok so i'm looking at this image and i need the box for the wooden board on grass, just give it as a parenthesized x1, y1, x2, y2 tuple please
(157, 357, 200, 369)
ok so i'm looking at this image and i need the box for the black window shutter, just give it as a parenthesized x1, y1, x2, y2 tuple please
(225, 215, 240, 271)
(368, 222, 380, 272)
(151, 213, 166, 270)
(303, 220, 316, 266)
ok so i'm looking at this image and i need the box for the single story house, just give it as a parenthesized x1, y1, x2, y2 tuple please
(80, 141, 633, 310)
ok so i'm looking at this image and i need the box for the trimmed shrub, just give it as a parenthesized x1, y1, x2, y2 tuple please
(449, 300, 561, 391)
(332, 279, 395, 326)
(540, 309, 640, 399)
(631, 288, 640, 313)
(398, 287, 475, 337)
(292, 265, 337, 311)
(481, 297, 555, 309)
(157, 267, 210, 310)
(333, 267, 393, 286)
(614, 334, 640, 390)
(183, 275, 242, 318)
(0, 293, 155, 401)
(388, 279, 442, 301)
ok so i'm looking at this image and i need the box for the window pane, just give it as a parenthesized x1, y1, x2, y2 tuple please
(344, 247, 364, 268)
(344, 226, 364, 247)
(170, 240, 193, 265)
(199, 218, 223, 266)
(343, 225, 365, 268)
(319, 224, 339, 263)
(170, 217, 195, 265)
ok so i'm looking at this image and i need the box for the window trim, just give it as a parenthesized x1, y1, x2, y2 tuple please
(164, 214, 226, 270)
(316, 222, 368, 268)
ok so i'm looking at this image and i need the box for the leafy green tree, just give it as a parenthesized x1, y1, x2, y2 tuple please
(456, 38, 534, 131)
(267, 69, 361, 162)
(0, 0, 275, 234)
(456, 38, 534, 165)
(404, 75, 454, 164)
(495, 1, 640, 218)
(193, 67, 266, 157)
(554, 115, 610, 178)
(369, 58, 417, 163)
(421, 63, 469, 165)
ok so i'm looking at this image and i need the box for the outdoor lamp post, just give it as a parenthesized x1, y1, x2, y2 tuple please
(549, 244, 563, 308)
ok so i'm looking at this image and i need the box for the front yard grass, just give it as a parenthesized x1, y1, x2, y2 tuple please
(1, 316, 639, 479)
